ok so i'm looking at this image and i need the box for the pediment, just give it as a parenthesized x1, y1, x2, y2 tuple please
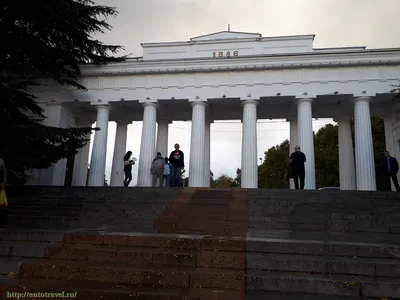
(190, 31, 261, 41)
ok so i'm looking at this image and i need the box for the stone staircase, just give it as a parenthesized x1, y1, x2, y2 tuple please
(0, 232, 245, 299)
(0, 187, 400, 299)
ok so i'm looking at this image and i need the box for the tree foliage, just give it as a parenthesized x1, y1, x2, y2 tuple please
(214, 174, 237, 188)
(234, 168, 241, 187)
(1, 0, 125, 184)
(258, 140, 290, 189)
(314, 124, 339, 187)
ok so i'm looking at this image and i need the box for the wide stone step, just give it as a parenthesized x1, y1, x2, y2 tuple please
(0, 230, 66, 242)
(0, 278, 243, 300)
(246, 269, 400, 298)
(247, 253, 400, 277)
(20, 260, 244, 290)
(0, 241, 50, 258)
(246, 291, 364, 299)
(246, 236, 400, 258)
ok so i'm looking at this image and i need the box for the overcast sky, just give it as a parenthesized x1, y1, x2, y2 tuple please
(88, 0, 400, 185)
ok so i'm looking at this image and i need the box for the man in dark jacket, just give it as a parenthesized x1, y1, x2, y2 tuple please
(289, 145, 307, 190)
(383, 150, 400, 191)
(169, 143, 184, 187)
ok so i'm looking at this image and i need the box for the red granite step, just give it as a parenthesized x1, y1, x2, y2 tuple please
(44, 243, 245, 269)
(44, 243, 197, 267)
(0, 277, 244, 300)
(19, 259, 244, 290)
(62, 233, 247, 252)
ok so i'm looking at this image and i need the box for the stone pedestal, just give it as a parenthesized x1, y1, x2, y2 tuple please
(88, 104, 111, 187)
(189, 101, 207, 187)
(110, 121, 129, 186)
(137, 102, 158, 187)
(241, 99, 258, 188)
(353, 96, 376, 191)
(337, 117, 356, 190)
(296, 98, 316, 189)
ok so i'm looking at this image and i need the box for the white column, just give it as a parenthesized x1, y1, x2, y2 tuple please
(72, 123, 92, 186)
(288, 118, 298, 189)
(110, 121, 129, 186)
(87, 104, 111, 187)
(203, 119, 211, 187)
(296, 97, 316, 189)
(156, 121, 170, 158)
(353, 96, 376, 191)
(39, 103, 69, 186)
(337, 117, 356, 190)
(189, 101, 207, 187)
(241, 99, 258, 188)
(137, 102, 158, 187)
(384, 116, 396, 191)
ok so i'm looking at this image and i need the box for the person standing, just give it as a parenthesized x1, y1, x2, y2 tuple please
(289, 145, 307, 190)
(151, 152, 164, 187)
(383, 150, 400, 191)
(123, 151, 135, 187)
(169, 144, 185, 187)
(163, 157, 171, 187)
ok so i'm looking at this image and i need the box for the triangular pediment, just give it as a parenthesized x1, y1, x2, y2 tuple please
(190, 31, 261, 41)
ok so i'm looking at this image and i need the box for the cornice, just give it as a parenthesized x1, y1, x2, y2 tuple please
(80, 49, 400, 76)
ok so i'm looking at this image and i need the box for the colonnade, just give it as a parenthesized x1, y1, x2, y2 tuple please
(72, 95, 377, 191)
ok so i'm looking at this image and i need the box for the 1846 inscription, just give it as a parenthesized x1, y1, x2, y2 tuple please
(212, 51, 239, 58)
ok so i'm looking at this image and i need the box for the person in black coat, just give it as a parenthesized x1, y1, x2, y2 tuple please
(169, 143, 185, 187)
(289, 145, 307, 190)
(383, 150, 400, 191)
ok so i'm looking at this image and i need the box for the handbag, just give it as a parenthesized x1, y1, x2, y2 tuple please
(0, 189, 8, 207)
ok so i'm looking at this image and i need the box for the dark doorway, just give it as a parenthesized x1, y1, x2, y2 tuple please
(64, 154, 75, 186)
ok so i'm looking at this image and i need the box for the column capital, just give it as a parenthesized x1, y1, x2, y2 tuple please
(190, 100, 208, 107)
(295, 97, 315, 103)
(352, 96, 372, 103)
(240, 99, 259, 106)
(142, 101, 159, 109)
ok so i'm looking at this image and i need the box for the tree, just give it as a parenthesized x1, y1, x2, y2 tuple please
(234, 168, 241, 187)
(258, 140, 290, 189)
(1, 0, 124, 184)
(214, 174, 237, 188)
(210, 170, 216, 187)
(314, 124, 339, 187)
